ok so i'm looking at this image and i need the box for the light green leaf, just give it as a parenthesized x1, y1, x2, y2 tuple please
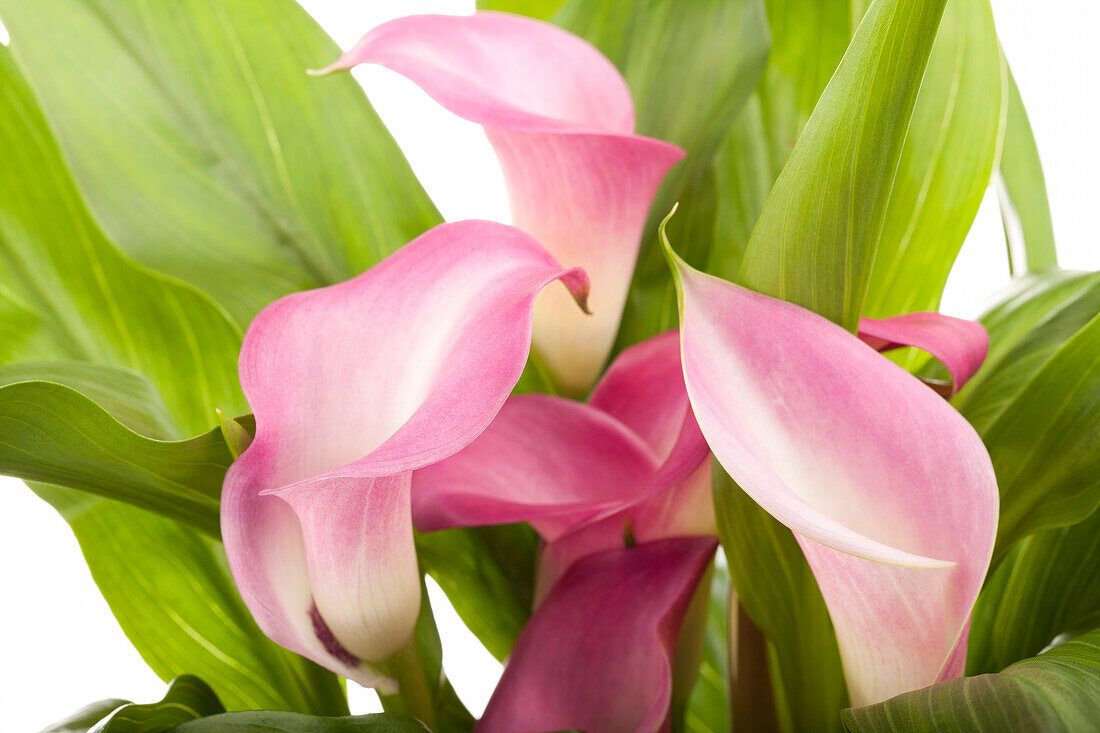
(40, 700, 129, 733)
(998, 67, 1058, 275)
(0, 371, 239, 536)
(34, 483, 349, 716)
(684, 561, 731, 733)
(90, 676, 224, 732)
(738, 0, 948, 329)
(862, 0, 1006, 318)
(0, 44, 246, 435)
(968, 505, 1100, 675)
(476, 0, 564, 19)
(714, 468, 847, 733)
(415, 524, 538, 662)
(0, 0, 439, 327)
(842, 628, 1100, 732)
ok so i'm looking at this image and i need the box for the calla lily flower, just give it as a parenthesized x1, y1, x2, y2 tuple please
(478, 537, 718, 733)
(664, 244, 998, 705)
(413, 331, 716, 728)
(221, 221, 589, 691)
(314, 12, 685, 395)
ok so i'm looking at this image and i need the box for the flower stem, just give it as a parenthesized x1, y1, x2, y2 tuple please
(378, 640, 436, 728)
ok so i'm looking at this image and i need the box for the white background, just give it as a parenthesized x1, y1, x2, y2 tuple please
(1, 1, 1097, 730)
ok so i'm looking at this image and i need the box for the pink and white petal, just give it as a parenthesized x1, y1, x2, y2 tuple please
(239, 219, 588, 483)
(266, 471, 419, 665)
(411, 393, 660, 540)
(320, 12, 684, 394)
(858, 312, 990, 395)
(535, 457, 716, 604)
(589, 329, 710, 487)
(221, 451, 396, 691)
(669, 256, 998, 703)
(477, 537, 718, 733)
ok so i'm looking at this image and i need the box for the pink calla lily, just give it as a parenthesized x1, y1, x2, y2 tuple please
(477, 537, 718, 733)
(858, 312, 990, 396)
(665, 245, 998, 705)
(413, 332, 716, 726)
(314, 12, 685, 394)
(221, 221, 588, 691)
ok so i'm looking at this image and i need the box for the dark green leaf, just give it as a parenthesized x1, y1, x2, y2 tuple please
(174, 712, 428, 732)
(0, 370, 240, 536)
(714, 468, 847, 733)
(842, 628, 1100, 732)
(738, 0, 948, 329)
(415, 524, 537, 662)
(998, 67, 1058, 275)
(683, 561, 731, 733)
(91, 675, 224, 732)
(0, 0, 439, 327)
(968, 505, 1100, 675)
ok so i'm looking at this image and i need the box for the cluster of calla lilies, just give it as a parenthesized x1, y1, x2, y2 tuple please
(221, 12, 997, 731)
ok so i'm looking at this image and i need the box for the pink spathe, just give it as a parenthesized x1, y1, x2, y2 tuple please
(668, 251, 998, 706)
(316, 12, 684, 394)
(221, 220, 588, 691)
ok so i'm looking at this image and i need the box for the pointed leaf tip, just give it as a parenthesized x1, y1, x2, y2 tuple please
(217, 409, 253, 459)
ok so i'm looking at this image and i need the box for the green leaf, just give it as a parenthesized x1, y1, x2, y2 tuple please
(0, 367, 244, 536)
(534, 0, 770, 347)
(90, 676, 225, 732)
(684, 561, 731, 733)
(862, 0, 1005, 318)
(976, 309, 1100, 555)
(0, 44, 246, 435)
(33, 483, 349, 716)
(415, 524, 538, 662)
(477, 0, 565, 19)
(738, 0, 948, 329)
(714, 468, 848, 733)
(174, 712, 429, 732)
(998, 67, 1058, 275)
(968, 505, 1100, 675)
(0, 0, 439, 327)
(40, 700, 129, 733)
(842, 628, 1100, 732)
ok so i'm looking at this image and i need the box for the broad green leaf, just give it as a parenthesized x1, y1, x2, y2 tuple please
(415, 524, 538, 662)
(998, 67, 1058, 275)
(707, 0, 854, 283)
(0, 0, 439, 327)
(968, 505, 1100, 675)
(684, 561, 731, 733)
(842, 628, 1100, 732)
(33, 483, 349, 716)
(738, 0, 948, 330)
(0, 44, 246, 434)
(0, 365, 247, 535)
(91, 676, 224, 732)
(714, 468, 847, 733)
(2, 45, 345, 715)
(40, 700, 129, 733)
(477, 0, 564, 19)
(532, 0, 769, 347)
(981, 311, 1100, 556)
(862, 0, 1005, 318)
(175, 712, 428, 732)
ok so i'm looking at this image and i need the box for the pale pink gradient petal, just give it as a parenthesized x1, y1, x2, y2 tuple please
(321, 12, 684, 393)
(858, 312, 989, 395)
(411, 394, 660, 540)
(670, 260, 998, 704)
(222, 221, 588, 684)
(477, 537, 718, 733)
